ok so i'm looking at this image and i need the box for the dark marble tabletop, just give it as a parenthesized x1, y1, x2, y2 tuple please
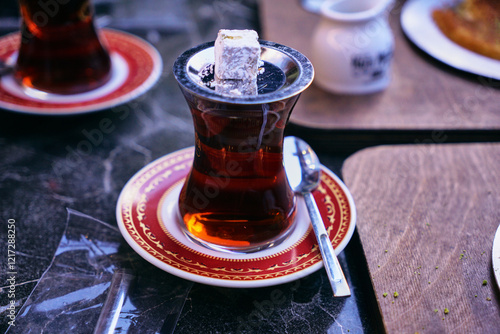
(0, 0, 383, 333)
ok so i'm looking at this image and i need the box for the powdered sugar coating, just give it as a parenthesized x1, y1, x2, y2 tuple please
(214, 29, 261, 96)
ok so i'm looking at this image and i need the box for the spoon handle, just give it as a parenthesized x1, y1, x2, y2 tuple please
(304, 192, 351, 297)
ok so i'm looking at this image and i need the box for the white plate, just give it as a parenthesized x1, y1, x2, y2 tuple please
(493, 224, 500, 289)
(401, 0, 500, 80)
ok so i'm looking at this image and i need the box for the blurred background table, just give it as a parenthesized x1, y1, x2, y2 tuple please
(0, 0, 498, 333)
(261, 0, 500, 153)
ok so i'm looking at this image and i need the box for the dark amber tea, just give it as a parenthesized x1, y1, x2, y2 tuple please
(178, 100, 298, 250)
(174, 40, 314, 252)
(15, 0, 111, 94)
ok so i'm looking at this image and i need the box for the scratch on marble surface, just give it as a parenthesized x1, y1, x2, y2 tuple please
(0, 167, 37, 183)
(318, 299, 336, 319)
(331, 318, 358, 334)
(277, 311, 292, 334)
(160, 113, 192, 132)
(134, 298, 171, 319)
(149, 100, 191, 132)
(53, 263, 98, 275)
(103, 147, 122, 193)
(51, 193, 76, 204)
(15, 250, 51, 261)
(63, 303, 102, 315)
(175, 295, 194, 329)
(288, 300, 314, 332)
(134, 107, 155, 129)
(0, 171, 26, 182)
(0, 278, 39, 290)
(128, 142, 153, 164)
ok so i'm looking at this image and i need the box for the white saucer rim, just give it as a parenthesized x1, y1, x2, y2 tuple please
(116, 147, 356, 288)
(0, 28, 163, 115)
(1, 52, 129, 104)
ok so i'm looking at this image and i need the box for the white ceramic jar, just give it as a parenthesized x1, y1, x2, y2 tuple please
(311, 0, 394, 94)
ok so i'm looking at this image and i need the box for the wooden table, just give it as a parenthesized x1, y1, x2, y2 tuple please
(342, 143, 500, 333)
(260, 0, 500, 152)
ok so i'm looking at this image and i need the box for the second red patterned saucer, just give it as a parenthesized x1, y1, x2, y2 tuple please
(0, 28, 162, 115)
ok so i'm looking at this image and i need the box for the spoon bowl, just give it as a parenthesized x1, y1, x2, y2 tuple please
(284, 136, 321, 193)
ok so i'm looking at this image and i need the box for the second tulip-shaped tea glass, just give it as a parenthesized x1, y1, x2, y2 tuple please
(15, 0, 111, 94)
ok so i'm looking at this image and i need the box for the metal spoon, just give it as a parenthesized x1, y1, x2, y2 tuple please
(284, 136, 351, 297)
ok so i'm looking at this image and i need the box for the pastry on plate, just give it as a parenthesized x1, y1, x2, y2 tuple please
(432, 0, 500, 60)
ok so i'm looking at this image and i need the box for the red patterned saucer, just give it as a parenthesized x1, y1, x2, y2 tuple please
(0, 28, 162, 115)
(116, 147, 356, 288)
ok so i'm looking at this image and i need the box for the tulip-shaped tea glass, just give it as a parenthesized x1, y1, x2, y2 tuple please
(173, 40, 314, 253)
(15, 0, 111, 94)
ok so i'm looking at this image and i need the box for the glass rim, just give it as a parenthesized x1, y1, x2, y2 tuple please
(173, 40, 314, 105)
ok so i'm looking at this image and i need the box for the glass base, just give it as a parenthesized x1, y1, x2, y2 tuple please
(176, 206, 297, 254)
